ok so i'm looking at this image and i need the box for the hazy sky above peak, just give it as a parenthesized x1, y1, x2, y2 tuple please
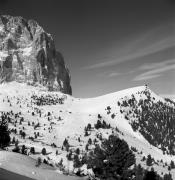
(0, 0, 175, 98)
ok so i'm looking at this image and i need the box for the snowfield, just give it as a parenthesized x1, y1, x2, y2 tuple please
(0, 82, 174, 178)
(0, 150, 84, 180)
(0, 51, 8, 61)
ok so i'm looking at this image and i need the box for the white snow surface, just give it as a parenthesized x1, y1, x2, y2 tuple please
(0, 25, 4, 31)
(0, 82, 174, 178)
(0, 51, 8, 61)
(20, 46, 32, 56)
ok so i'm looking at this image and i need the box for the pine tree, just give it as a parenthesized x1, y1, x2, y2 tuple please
(43, 159, 48, 164)
(94, 120, 102, 129)
(163, 173, 173, 180)
(75, 148, 80, 155)
(66, 151, 73, 160)
(21, 145, 26, 154)
(36, 157, 42, 167)
(30, 147, 35, 154)
(73, 154, 81, 168)
(88, 138, 92, 145)
(84, 129, 89, 136)
(87, 135, 135, 179)
(12, 136, 16, 144)
(146, 154, 153, 166)
(170, 160, 175, 169)
(135, 164, 144, 180)
(143, 168, 157, 180)
(87, 123, 91, 130)
(0, 117, 10, 148)
(63, 138, 68, 147)
(98, 114, 102, 119)
(41, 148, 46, 155)
(85, 144, 89, 151)
(12, 140, 20, 153)
(106, 106, 111, 114)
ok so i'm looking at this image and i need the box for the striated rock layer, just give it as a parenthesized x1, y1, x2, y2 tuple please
(0, 15, 72, 94)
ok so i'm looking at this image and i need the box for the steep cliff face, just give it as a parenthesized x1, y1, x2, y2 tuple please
(0, 15, 72, 94)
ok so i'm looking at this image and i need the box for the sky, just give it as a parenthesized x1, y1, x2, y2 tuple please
(0, 0, 175, 98)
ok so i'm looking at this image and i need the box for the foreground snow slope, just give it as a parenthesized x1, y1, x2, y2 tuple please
(0, 82, 174, 178)
(0, 150, 84, 180)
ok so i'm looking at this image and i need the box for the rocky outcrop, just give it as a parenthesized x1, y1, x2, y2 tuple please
(0, 15, 72, 94)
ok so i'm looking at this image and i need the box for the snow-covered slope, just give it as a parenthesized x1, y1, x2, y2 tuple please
(0, 150, 84, 180)
(0, 82, 174, 178)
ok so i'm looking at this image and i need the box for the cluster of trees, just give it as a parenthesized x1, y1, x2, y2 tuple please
(31, 93, 65, 106)
(136, 99, 175, 155)
(84, 119, 111, 137)
(0, 111, 22, 127)
(119, 89, 175, 155)
(63, 133, 173, 179)
(85, 135, 173, 180)
(94, 119, 111, 129)
(134, 164, 173, 180)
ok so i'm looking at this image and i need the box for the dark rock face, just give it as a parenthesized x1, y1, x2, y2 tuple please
(0, 15, 72, 94)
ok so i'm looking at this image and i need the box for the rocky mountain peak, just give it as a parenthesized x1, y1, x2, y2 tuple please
(0, 15, 72, 95)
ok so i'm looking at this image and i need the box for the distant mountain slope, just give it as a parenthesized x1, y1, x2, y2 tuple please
(0, 82, 175, 178)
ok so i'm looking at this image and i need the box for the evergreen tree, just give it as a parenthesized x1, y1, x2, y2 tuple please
(88, 138, 92, 145)
(12, 136, 16, 144)
(41, 148, 46, 155)
(85, 144, 89, 151)
(12, 140, 20, 153)
(143, 168, 157, 180)
(75, 148, 80, 155)
(21, 145, 26, 154)
(170, 160, 175, 169)
(135, 164, 144, 180)
(87, 123, 91, 130)
(163, 173, 173, 180)
(106, 106, 111, 114)
(98, 114, 102, 119)
(94, 120, 102, 129)
(84, 129, 89, 136)
(63, 138, 68, 147)
(30, 147, 35, 154)
(0, 117, 10, 148)
(146, 154, 153, 166)
(66, 151, 73, 161)
(36, 157, 42, 167)
(87, 135, 135, 180)
(43, 159, 48, 164)
(73, 154, 81, 168)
